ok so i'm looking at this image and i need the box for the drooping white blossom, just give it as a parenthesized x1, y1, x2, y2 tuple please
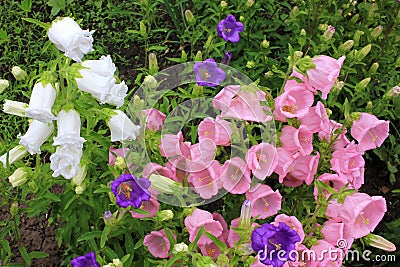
(108, 110, 141, 142)
(25, 82, 57, 123)
(18, 120, 54, 155)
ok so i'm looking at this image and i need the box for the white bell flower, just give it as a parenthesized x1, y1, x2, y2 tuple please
(19, 120, 54, 155)
(53, 109, 85, 147)
(50, 145, 83, 179)
(25, 82, 57, 123)
(103, 81, 128, 108)
(108, 110, 140, 142)
(48, 17, 94, 62)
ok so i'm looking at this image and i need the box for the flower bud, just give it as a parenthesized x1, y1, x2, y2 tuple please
(217, 254, 230, 266)
(172, 242, 189, 254)
(387, 85, 400, 97)
(156, 210, 174, 221)
(357, 44, 372, 61)
(261, 40, 270, 48)
(366, 101, 373, 112)
(72, 164, 87, 186)
(148, 53, 158, 74)
(139, 21, 147, 37)
(149, 174, 182, 194)
(221, 51, 232, 65)
(239, 200, 252, 229)
(323, 25, 335, 40)
(355, 77, 371, 92)
(205, 35, 213, 50)
(3, 100, 28, 117)
(354, 30, 364, 46)
(294, 50, 303, 61)
(290, 6, 299, 17)
(185, 10, 195, 25)
(368, 3, 378, 19)
(0, 144, 28, 167)
(350, 14, 359, 24)
(181, 50, 188, 62)
(300, 29, 306, 36)
(0, 79, 9, 93)
(195, 51, 203, 61)
(143, 75, 157, 89)
(11, 66, 27, 81)
(103, 210, 116, 225)
(246, 0, 254, 7)
(10, 202, 19, 217)
(339, 40, 354, 52)
(371, 25, 383, 39)
(369, 62, 379, 74)
(75, 184, 86, 194)
(364, 234, 396, 252)
(8, 167, 29, 187)
(264, 71, 273, 79)
(220, 1, 228, 9)
(239, 16, 245, 22)
(246, 60, 256, 68)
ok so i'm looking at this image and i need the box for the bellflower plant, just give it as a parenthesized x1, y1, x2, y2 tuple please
(71, 251, 100, 267)
(193, 59, 226, 86)
(216, 15, 244, 43)
(111, 174, 151, 208)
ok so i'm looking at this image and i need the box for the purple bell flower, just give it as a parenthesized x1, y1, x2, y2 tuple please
(111, 174, 151, 208)
(71, 251, 100, 267)
(216, 15, 244, 43)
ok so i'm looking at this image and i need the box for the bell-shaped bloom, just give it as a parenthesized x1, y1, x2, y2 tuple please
(246, 184, 282, 219)
(71, 251, 100, 267)
(103, 81, 128, 108)
(142, 162, 176, 181)
(140, 108, 166, 131)
(130, 196, 160, 219)
(184, 209, 224, 246)
(213, 85, 271, 122)
(19, 120, 54, 155)
(318, 119, 350, 150)
(193, 58, 226, 86)
(251, 222, 301, 267)
(159, 131, 191, 161)
(184, 138, 216, 172)
(199, 243, 223, 259)
(326, 193, 387, 239)
(313, 173, 349, 200)
(111, 174, 151, 208)
(280, 126, 313, 156)
(273, 84, 314, 122)
(279, 153, 319, 187)
(25, 82, 57, 123)
(293, 55, 346, 99)
(321, 221, 354, 250)
(216, 15, 244, 43)
(351, 113, 390, 152)
(220, 157, 251, 194)
(298, 102, 330, 133)
(274, 148, 295, 178)
(307, 240, 344, 266)
(143, 229, 173, 258)
(198, 116, 232, 146)
(53, 109, 86, 147)
(50, 146, 83, 179)
(48, 17, 94, 62)
(272, 214, 305, 243)
(108, 110, 141, 142)
(3, 100, 28, 117)
(330, 142, 365, 189)
(76, 55, 116, 103)
(0, 145, 28, 167)
(187, 160, 222, 199)
(246, 143, 278, 180)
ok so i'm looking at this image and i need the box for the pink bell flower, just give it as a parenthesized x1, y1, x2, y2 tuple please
(143, 229, 174, 258)
(220, 157, 251, 194)
(140, 108, 166, 131)
(298, 101, 330, 133)
(198, 116, 232, 146)
(245, 142, 278, 180)
(245, 184, 282, 219)
(280, 125, 313, 156)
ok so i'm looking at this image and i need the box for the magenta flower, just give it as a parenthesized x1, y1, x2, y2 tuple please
(193, 59, 226, 86)
(351, 112, 390, 152)
(216, 15, 244, 43)
(251, 222, 301, 267)
(71, 251, 100, 267)
(140, 108, 166, 131)
(246, 184, 282, 219)
(184, 209, 224, 246)
(143, 229, 174, 258)
(111, 174, 151, 208)
(245, 143, 278, 180)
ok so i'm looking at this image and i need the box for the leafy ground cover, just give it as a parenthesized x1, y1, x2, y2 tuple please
(0, 0, 399, 266)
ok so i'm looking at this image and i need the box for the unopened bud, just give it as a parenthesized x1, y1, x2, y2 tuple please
(11, 66, 27, 81)
(357, 44, 372, 61)
(291, 6, 299, 17)
(364, 234, 396, 252)
(261, 40, 270, 48)
(3, 100, 28, 116)
(75, 184, 86, 194)
(184, 10, 195, 25)
(369, 62, 379, 74)
(205, 35, 213, 50)
(220, 1, 228, 9)
(264, 71, 273, 79)
(114, 156, 127, 170)
(8, 167, 29, 187)
(239, 16, 245, 22)
(294, 51, 303, 60)
(371, 25, 383, 39)
(0, 79, 9, 93)
(148, 53, 158, 74)
(172, 242, 189, 254)
(10, 202, 19, 217)
(339, 40, 354, 52)
(181, 50, 187, 62)
(103, 210, 116, 225)
(355, 77, 371, 92)
(139, 21, 147, 37)
(239, 200, 252, 229)
(195, 51, 202, 61)
(156, 210, 174, 221)
(354, 30, 364, 46)
(366, 101, 373, 112)
(323, 25, 335, 40)
(246, 0, 254, 7)
(143, 75, 157, 89)
(350, 14, 359, 24)
(246, 60, 256, 69)
(72, 164, 87, 186)
(149, 174, 183, 194)
(387, 85, 400, 97)
(221, 51, 232, 65)
(217, 254, 230, 266)
(300, 29, 306, 36)
(368, 3, 378, 19)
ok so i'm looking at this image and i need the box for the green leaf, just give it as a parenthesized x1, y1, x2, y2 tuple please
(29, 251, 49, 259)
(22, 18, 49, 31)
(204, 231, 228, 252)
(19, 247, 31, 265)
(44, 191, 61, 202)
(165, 252, 185, 267)
(188, 225, 204, 251)
(101, 226, 113, 248)
(77, 231, 102, 242)
(93, 187, 112, 194)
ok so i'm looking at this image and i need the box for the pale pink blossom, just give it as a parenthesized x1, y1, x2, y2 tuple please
(280, 125, 313, 156)
(130, 197, 160, 219)
(298, 101, 330, 133)
(198, 116, 232, 146)
(246, 184, 282, 219)
(143, 229, 173, 258)
(307, 240, 344, 266)
(279, 153, 319, 187)
(159, 131, 190, 158)
(188, 160, 222, 199)
(274, 148, 295, 177)
(321, 220, 354, 250)
(245, 143, 278, 180)
(140, 108, 166, 131)
(220, 157, 251, 194)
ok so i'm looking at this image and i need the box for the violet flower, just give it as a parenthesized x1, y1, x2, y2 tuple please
(111, 174, 151, 208)
(216, 15, 244, 43)
(221, 51, 232, 65)
(193, 58, 226, 86)
(71, 251, 100, 267)
(251, 222, 301, 267)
